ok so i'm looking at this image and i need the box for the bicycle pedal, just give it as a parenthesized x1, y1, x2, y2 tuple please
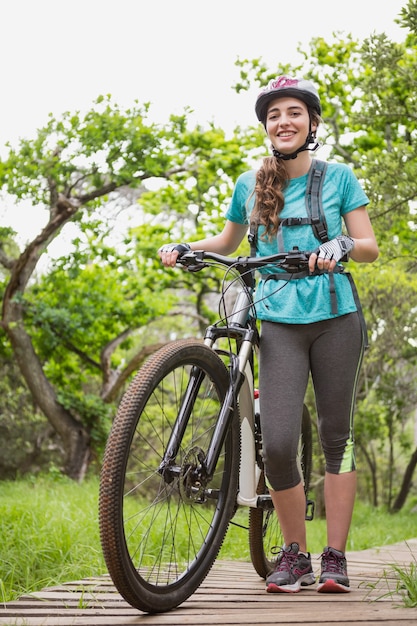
(256, 494, 274, 510)
(305, 499, 315, 521)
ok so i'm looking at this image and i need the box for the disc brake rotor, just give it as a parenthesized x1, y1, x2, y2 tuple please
(179, 446, 207, 502)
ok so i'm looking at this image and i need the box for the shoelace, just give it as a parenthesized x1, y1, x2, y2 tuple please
(275, 550, 298, 572)
(321, 551, 345, 573)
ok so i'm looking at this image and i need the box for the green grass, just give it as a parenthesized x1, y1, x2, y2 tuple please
(358, 546, 417, 607)
(0, 476, 416, 603)
(0, 475, 106, 603)
(389, 556, 417, 608)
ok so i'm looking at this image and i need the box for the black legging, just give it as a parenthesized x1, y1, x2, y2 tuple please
(259, 312, 364, 491)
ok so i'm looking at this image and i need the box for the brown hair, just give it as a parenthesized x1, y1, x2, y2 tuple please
(250, 156, 288, 239)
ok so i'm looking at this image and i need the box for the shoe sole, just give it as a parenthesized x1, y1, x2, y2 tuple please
(267, 574, 316, 594)
(317, 579, 350, 593)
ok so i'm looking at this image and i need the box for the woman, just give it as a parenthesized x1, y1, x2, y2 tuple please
(159, 76, 378, 594)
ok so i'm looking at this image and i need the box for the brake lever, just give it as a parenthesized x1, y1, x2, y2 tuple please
(183, 263, 207, 273)
(177, 251, 207, 272)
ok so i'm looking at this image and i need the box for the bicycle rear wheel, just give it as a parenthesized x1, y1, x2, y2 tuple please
(99, 339, 240, 613)
(248, 404, 313, 578)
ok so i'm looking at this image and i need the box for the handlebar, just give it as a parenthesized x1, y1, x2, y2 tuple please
(177, 247, 311, 273)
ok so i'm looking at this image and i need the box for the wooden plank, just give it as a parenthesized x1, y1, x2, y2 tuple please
(0, 540, 416, 626)
(0, 610, 414, 624)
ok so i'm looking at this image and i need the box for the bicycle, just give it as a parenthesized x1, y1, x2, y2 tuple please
(99, 246, 315, 613)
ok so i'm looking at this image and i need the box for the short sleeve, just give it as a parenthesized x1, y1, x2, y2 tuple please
(225, 170, 256, 224)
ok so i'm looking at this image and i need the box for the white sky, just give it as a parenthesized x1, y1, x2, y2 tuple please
(0, 0, 407, 244)
(0, 0, 406, 143)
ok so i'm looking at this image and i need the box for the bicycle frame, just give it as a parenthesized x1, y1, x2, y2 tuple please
(157, 287, 263, 511)
(203, 292, 264, 510)
(98, 247, 315, 612)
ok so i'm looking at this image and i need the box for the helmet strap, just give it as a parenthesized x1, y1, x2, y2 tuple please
(271, 121, 320, 161)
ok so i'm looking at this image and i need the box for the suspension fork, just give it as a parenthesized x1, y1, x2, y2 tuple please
(158, 329, 255, 484)
(157, 364, 206, 482)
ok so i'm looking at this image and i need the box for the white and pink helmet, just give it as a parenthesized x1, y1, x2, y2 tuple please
(255, 76, 322, 125)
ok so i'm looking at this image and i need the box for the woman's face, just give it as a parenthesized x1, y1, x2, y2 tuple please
(266, 96, 316, 157)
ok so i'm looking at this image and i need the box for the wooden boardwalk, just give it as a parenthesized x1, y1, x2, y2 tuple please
(1, 540, 416, 625)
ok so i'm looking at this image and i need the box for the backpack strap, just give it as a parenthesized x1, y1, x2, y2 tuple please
(248, 219, 258, 257)
(305, 159, 329, 244)
(344, 272, 369, 349)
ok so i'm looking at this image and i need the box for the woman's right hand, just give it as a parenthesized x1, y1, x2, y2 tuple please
(158, 243, 191, 267)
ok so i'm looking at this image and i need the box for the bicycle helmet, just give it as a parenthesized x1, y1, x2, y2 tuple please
(255, 75, 321, 125)
(255, 75, 322, 160)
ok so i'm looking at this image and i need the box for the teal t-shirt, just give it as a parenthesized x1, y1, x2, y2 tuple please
(225, 160, 369, 324)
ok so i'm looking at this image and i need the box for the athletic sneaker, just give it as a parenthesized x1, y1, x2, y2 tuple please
(266, 542, 315, 593)
(317, 546, 350, 593)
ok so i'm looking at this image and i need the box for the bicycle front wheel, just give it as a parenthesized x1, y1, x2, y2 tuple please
(99, 339, 240, 613)
(248, 403, 313, 578)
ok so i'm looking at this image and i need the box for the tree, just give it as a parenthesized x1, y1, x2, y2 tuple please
(0, 98, 252, 480)
(355, 263, 417, 508)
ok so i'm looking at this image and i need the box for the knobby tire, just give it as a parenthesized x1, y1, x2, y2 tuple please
(99, 339, 240, 613)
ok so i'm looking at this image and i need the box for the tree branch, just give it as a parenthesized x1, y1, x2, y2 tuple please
(0, 247, 15, 271)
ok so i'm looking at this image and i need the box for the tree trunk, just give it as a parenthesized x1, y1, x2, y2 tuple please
(1, 198, 91, 481)
(391, 446, 417, 513)
(6, 320, 91, 480)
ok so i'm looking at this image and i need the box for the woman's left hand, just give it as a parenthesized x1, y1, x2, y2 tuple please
(308, 235, 354, 273)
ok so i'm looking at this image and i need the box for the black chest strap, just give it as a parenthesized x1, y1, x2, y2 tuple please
(261, 266, 342, 317)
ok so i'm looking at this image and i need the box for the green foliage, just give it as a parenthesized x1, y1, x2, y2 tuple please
(0, 477, 105, 602)
(390, 558, 417, 607)
(28, 248, 161, 366)
(353, 260, 417, 506)
(57, 390, 113, 451)
(398, 0, 417, 36)
(0, 96, 171, 206)
(365, 545, 417, 608)
(0, 357, 61, 478)
(0, 89, 262, 477)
